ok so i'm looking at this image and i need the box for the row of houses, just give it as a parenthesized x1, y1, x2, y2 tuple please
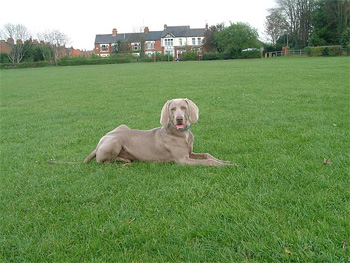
(1, 24, 208, 61)
(94, 24, 208, 59)
(0, 38, 91, 58)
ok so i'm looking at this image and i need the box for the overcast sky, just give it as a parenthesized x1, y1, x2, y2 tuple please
(1, 0, 276, 50)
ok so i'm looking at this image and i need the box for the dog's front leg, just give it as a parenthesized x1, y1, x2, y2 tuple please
(175, 156, 228, 166)
(190, 153, 231, 164)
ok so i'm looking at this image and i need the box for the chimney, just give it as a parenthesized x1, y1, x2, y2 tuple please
(112, 28, 117, 36)
(7, 38, 14, 45)
(205, 23, 208, 30)
(164, 24, 167, 29)
(144, 27, 149, 33)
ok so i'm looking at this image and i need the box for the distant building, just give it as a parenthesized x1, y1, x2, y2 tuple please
(0, 39, 13, 53)
(94, 24, 207, 60)
(0, 38, 91, 59)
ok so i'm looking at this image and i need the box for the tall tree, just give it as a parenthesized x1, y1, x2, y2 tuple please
(202, 23, 225, 52)
(275, 0, 315, 48)
(1, 23, 31, 63)
(309, 0, 350, 46)
(215, 22, 259, 55)
(265, 8, 289, 45)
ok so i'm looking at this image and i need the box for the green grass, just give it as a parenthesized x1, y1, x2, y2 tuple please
(1, 57, 349, 262)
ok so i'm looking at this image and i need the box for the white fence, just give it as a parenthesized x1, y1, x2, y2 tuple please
(266, 50, 307, 58)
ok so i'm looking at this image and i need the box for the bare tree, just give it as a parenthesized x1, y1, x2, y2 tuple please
(37, 30, 70, 62)
(1, 23, 31, 63)
(265, 8, 289, 45)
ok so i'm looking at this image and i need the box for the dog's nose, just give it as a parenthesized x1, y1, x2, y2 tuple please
(176, 116, 183, 123)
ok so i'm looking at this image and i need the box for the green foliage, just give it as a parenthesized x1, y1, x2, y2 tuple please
(215, 22, 260, 55)
(0, 61, 52, 69)
(23, 45, 45, 62)
(305, 46, 344, 56)
(1, 58, 349, 262)
(180, 51, 200, 61)
(309, 0, 350, 47)
(0, 53, 10, 63)
(239, 50, 261, 59)
(202, 53, 220, 60)
(56, 54, 137, 66)
(155, 52, 173, 61)
(202, 23, 225, 52)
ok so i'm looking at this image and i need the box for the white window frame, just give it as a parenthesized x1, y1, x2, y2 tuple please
(146, 41, 155, 50)
(164, 38, 174, 47)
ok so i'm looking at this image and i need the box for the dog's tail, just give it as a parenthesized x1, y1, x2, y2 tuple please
(47, 161, 81, 165)
(84, 149, 97, 163)
(47, 149, 97, 165)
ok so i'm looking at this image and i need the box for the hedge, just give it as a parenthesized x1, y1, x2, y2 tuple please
(0, 61, 52, 69)
(304, 46, 344, 56)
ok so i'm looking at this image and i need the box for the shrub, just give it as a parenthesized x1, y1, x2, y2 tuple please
(56, 54, 137, 66)
(181, 51, 199, 61)
(305, 46, 343, 56)
(0, 61, 52, 69)
(0, 53, 10, 63)
(155, 52, 173, 61)
(239, 50, 261, 59)
(202, 53, 219, 60)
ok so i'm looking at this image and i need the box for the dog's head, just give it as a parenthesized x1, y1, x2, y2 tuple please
(160, 98, 199, 131)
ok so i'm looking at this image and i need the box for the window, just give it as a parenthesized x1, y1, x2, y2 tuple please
(192, 38, 196, 45)
(146, 41, 154, 50)
(164, 38, 173, 46)
(179, 38, 183, 46)
(132, 43, 140, 51)
(101, 44, 109, 51)
(198, 38, 202, 45)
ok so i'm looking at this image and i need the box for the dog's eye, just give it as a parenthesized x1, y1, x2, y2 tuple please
(180, 106, 187, 110)
(171, 107, 176, 111)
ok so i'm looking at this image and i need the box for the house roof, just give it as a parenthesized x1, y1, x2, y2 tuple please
(161, 26, 205, 38)
(95, 26, 205, 44)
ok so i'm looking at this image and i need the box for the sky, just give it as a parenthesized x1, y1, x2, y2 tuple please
(0, 0, 276, 50)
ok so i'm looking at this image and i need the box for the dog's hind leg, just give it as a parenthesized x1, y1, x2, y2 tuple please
(96, 138, 123, 164)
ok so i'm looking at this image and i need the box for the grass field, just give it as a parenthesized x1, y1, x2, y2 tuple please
(1, 57, 349, 262)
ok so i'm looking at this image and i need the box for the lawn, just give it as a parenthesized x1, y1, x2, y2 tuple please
(1, 57, 349, 262)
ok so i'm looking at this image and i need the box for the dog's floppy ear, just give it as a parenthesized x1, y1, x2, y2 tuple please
(185, 98, 199, 123)
(160, 100, 172, 127)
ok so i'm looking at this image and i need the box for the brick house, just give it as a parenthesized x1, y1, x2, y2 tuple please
(0, 39, 13, 53)
(94, 24, 207, 59)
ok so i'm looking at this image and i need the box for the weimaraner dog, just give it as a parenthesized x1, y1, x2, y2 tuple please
(84, 98, 230, 166)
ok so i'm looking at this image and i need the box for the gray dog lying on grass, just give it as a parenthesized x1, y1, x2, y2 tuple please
(83, 98, 230, 166)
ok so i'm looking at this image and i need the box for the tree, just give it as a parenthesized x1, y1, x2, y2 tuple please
(215, 22, 259, 55)
(309, 0, 350, 47)
(37, 30, 69, 63)
(202, 23, 225, 52)
(265, 8, 289, 45)
(1, 23, 31, 63)
(275, 0, 315, 48)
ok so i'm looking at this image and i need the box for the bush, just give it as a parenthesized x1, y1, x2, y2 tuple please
(239, 50, 261, 59)
(202, 53, 220, 60)
(305, 46, 344, 56)
(181, 51, 199, 61)
(56, 54, 137, 66)
(0, 53, 10, 63)
(155, 52, 173, 61)
(0, 61, 52, 69)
